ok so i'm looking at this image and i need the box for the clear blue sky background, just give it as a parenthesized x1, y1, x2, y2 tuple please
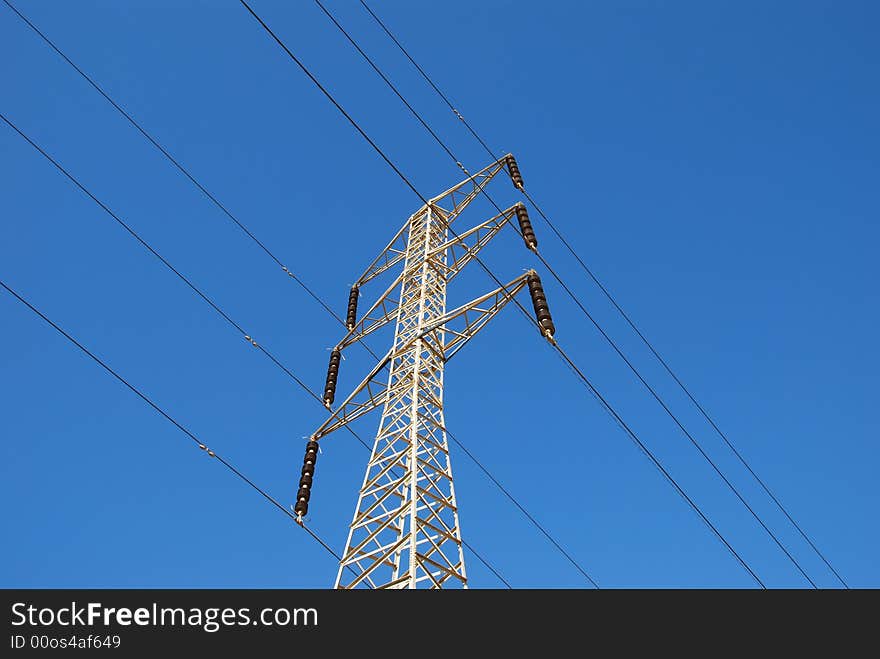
(1, 1, 877, 588)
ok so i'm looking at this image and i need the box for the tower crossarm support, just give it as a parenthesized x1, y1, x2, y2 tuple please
(354, 217, 411, 288)
(427, 205, 518, 283)
(312, 348, 394, 441)
(338, 205, 519, 351)
(352, 154, 512, 288)
(428, 154, 511, 210)
(313, 272, 530, 442)
(338, 271, 406, 350)
(421, 273, 530, 362)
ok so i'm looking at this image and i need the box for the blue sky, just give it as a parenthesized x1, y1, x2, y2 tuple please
(1, 0, 877, 588)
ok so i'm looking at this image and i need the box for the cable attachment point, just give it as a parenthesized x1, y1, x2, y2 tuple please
(244, 335, 258, 347)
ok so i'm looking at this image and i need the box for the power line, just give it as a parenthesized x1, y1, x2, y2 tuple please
(525, 182, 841, 585)
(534, 255, 817, 587)
(2, 0, 404, 378)
(358, 0, 848, 589)
(3, 3, 391, 374)
(0, 277, 356, 581)
(308, 0, 800, 586)
(311, 0, 469, 177)
(549, 339, 765, 588)
(3, 0, 410, 382)
(238, 2, 764, 587)
(1, 111, 309, 398)
(462, 541, 512, 589)
(239, 0, 428, 207)
(446, 429, 599, 588)
(1, 112, 511, 588)
(0, 111, 363, 483)
(504, 293, 766, 587)
(1, 0, 343, 327)
(356, 0, 496, 161)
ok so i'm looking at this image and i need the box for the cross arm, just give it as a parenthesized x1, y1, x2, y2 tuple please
(311, 347, 394, 441)
(347, 153, 516, 289)
(421, 273, 531, 362)
(336, 205, 520, 352)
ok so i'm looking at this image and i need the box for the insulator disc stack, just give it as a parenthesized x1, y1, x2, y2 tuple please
(515, 203, 538, 251)
(294, 440, 320, 517)
(526, 271, 556, 338)
(323, 349, 341, 409)
(346, 285, 359, 331)
(506, 154, 525, 190)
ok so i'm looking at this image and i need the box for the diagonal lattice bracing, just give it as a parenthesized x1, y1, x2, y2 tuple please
(335, 204, 466, 589)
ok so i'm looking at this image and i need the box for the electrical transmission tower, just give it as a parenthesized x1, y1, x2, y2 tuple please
(294, 155, 555, 589)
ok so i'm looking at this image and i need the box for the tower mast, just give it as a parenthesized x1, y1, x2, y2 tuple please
(296, 155, 555, 588)
(336, 203, 462, 589)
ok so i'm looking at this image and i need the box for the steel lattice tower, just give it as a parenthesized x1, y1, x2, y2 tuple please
(338, 203, 461, 589)
(295, 155, 555, 589)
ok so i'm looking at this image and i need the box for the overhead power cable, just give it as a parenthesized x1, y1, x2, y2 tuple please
(2, 0, 343, 326)
(239, 0, 428, 207)
(534, 256, 816, 587)
(0, 112, 313, 399)
(445, 428, 599, 588)
(311, 0, 469, 177)
(238, 1, 763, 587)
(356, 0, 496, 160)
(0, 278, 357, 581)
(2, 0, 401, 371)
(548, 339, 765, 587)
(357, 0, 848, 589)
